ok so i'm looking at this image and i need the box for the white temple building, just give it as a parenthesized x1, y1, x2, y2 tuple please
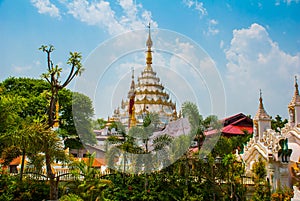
(240, 77, 300, 194)
(109, 26, 178, 129)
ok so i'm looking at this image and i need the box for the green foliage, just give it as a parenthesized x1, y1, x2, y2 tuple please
(252, 157, 267, 180)
(59, 193, 84, 201)
(212, 133, 252, 157)
(0, 174, 50, 201)
(271, 186, 294, 201)
(64, 153, 111, 201)
(182, 101, 202, 136)
(92, 118, 106, 130)
(71, 92, 96, 145)
(271, 115, 288, 132)
(0, 77, 95, 149)
(251, 157, 271, 201)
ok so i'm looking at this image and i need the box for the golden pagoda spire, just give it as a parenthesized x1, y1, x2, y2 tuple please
(145, 23, 153, 71)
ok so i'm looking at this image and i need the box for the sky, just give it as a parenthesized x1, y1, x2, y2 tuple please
(1, 0, 300, 120)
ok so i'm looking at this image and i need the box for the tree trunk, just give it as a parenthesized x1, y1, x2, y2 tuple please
(19, 149, 26, 181)
(46, 152, 58, 200)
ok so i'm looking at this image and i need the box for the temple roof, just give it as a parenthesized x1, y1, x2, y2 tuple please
(205, 113, 253, 136)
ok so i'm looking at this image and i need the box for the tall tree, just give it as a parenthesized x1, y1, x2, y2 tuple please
(181, 102, 204, 152)
(39, 45, 84, 200)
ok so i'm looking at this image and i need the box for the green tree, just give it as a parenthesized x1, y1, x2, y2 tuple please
(271, 115, 288, 132)
(222, 153, 246, 200)
(251, 157, 271, 201)
(0, 118, 44, 181)
(60, 91, 96, 150)
(0, 77, 49, 119)
(0, 77, 95, 148)
(66, 153, 111, 201)
(38, 44, 84, 200)
(92, 118, 107, 130)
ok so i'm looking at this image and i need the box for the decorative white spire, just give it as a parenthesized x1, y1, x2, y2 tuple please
(289, 75, 300, 107)
(254, 89, 270, 121)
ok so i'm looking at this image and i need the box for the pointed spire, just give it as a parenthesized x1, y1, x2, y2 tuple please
(146, 22, 153, 49)
(130, 67, 135, 89)
(295, 76, 299, 95)
(128, 67, 135, 98)
(145, 23, 153, 70)
(259, 89, 263, 110)
(289, 75, 300, 107)
(254, 89, 270, 120)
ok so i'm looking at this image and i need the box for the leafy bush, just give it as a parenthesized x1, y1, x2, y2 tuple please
(0, 173, 50, 201)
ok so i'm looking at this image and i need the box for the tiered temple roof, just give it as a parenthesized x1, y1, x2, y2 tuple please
(111, 26, 177, 128)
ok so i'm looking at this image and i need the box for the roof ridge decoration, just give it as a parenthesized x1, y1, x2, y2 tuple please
(254, 89, 270, 121)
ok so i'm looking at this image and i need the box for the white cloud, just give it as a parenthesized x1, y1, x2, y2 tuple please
(225, 23, 300, 117)
(31, 0, 61, 18)
(66, 0, 157, 35)
(182, 0, 207, 18)
(204, 19, 219, 36)
(30, 0, 157, 35)
(275, 0, 300, 5)
(220, 40, 224, 49)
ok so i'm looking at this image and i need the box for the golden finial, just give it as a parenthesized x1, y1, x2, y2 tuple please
(146, 23, 153, 48)
(146, 23, 153, 70)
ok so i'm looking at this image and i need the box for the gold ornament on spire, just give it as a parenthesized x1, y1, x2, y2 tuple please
(146, 23, 153, 70)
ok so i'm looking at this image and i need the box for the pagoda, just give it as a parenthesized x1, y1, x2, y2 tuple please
(111, 26, 178, 129)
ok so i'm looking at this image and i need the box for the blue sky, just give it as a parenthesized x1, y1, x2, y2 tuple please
(1, 0, 300, 119)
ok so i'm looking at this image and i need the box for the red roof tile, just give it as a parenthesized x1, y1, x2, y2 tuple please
(222, 125, 253, 135)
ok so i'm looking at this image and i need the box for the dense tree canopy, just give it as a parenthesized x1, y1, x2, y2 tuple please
(0, 77, 95, 149)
